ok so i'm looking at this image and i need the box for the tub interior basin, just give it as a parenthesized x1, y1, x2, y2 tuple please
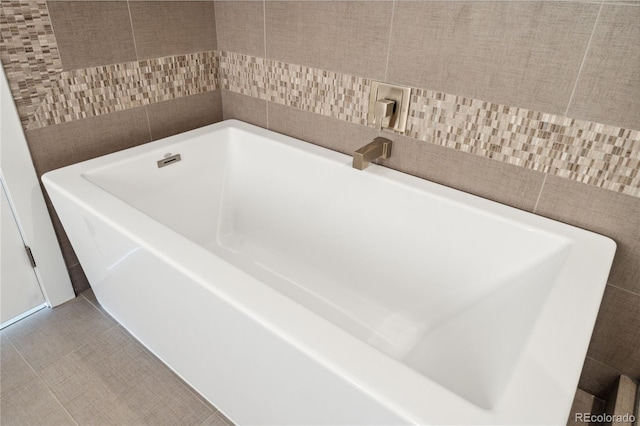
(83, 126, 572, 409)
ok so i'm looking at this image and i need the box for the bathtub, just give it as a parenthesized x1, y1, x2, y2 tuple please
(43, 120, 615, 425)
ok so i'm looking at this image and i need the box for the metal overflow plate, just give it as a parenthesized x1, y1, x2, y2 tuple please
(157, 153, 181, 168)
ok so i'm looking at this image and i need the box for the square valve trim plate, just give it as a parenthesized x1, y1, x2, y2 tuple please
(367, 81, 412, 133)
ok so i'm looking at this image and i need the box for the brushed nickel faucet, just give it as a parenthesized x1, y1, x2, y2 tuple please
(352, 137, 392, 170)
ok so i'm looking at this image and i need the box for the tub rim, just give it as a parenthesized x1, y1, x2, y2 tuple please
(42, 119, 616, 425)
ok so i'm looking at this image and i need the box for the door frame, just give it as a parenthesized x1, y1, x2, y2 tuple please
(1, 179, 47, 328)
(1, 65, 75, 307)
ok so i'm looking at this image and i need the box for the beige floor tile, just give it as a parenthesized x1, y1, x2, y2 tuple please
(201, 411, 234, 426)
(80, 288, 115, 321)
(3, 297, 116, 371)
(128, 372, 214, 426)
(0, 376, 75, 426)
(79, 288, 98, 305)
(0, 333, 38, 397)
(41, 326, 213, 425)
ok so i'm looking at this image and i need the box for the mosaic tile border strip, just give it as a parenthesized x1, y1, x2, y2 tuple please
(406, 89, 640, 197)
(2, 41, 638, 197)
(218, 51, 370, 127)
(220, 52, 639, 198)
(27, 51, 219, 129)
(0, 0, 62, 127)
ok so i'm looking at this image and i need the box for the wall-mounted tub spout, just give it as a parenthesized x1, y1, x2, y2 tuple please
(352, 137, 392, 170)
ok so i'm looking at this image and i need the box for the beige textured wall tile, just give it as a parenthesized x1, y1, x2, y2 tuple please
(265, 1, 392, 80)
(222, 90, 268, 128)
(568, 5, 640, 130)
(47, 0, 215, 1)
(534, 175, 640, 294)
(267, 102, 378, 155)
(586, 285, 640, 379)
(45, 203, 79, 268)
(382, 133, 546, 212)
(215, 1, 265, 57)
(47, 1, 137, 69)
(45, 202, 86, 293)
(129, 1, 217, 60)
(568, 389, 604, 426)
(25, 107, 151, 176)
(388, 1, 599, 115)
(578, 356, 621, 399)
(67, 263, 90, 293)
(147, 90, 223, 140)
(268, 103, 544, 211)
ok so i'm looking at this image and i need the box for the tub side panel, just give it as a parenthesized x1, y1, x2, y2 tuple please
(47, 190, 409, 426)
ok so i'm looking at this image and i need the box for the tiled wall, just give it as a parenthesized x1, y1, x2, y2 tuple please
(214, 0, 640, 401)
(1, 0, 639, 406)
(0, 0, 223, 291)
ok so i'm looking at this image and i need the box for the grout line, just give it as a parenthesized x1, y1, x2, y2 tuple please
(6, 308, 117, 426)
(607, 283, 640, 297)
(532, 173, 548, 214)
(144, 105, 153, 141)
(121, 323, 219, 415)
(263, 0, 267, 59)
(213, 0, 219, 53)
(264, 0, 269, 129)
(79, 291, 109, 317)
(127, 0, 151, 142)
(564, 1, 603, 117)
(585, 355, 624, 373)
(36, 380, 79, 425)
(78, 292, 119, 325)
(11, 341, 80, 426)
(383, 0, 396, 83)
(42, 0, 63, 72)
(126, 1, 140, 62)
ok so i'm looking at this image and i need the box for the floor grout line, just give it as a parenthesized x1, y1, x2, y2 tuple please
(8, 337, 80, 426)
(3, 294, 219, 424)
(78, 290, 218, 414)
(122, 324, 220, 415)
(7, 298, 119, 374)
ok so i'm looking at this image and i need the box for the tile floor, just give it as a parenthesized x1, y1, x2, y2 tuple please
(1, 289, 602, 426)
(0, 290, 233, 426)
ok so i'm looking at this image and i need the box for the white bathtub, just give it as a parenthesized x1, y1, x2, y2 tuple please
(43, 120, 615, 425)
